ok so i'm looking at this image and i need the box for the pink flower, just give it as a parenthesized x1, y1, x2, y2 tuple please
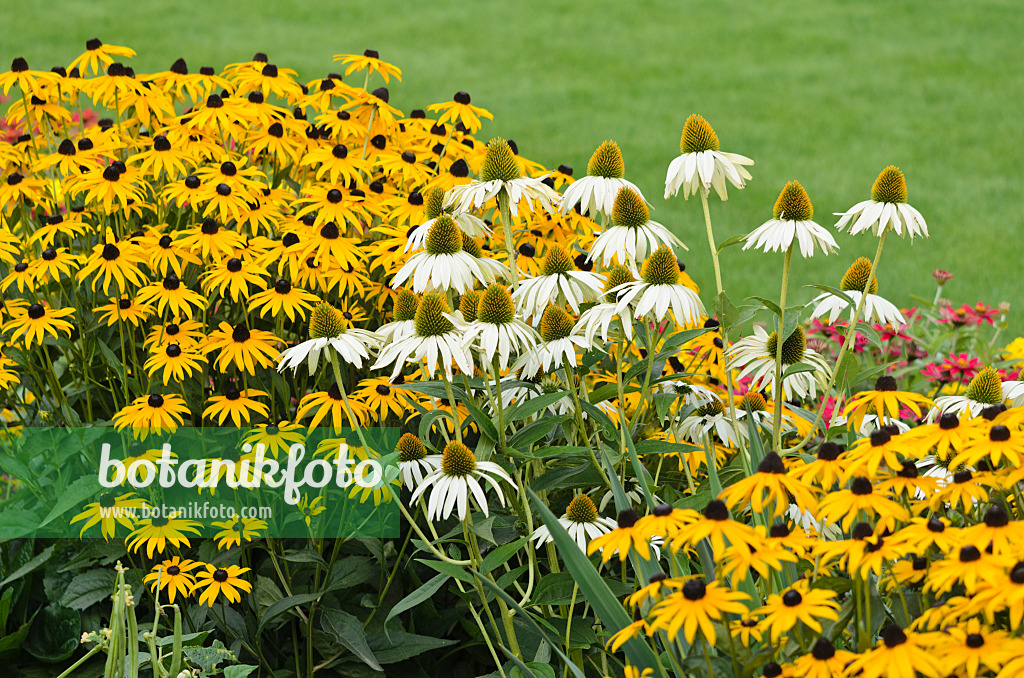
(921, 353, 981, 384)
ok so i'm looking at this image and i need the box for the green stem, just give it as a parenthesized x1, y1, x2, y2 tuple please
(772, 246, 793, 453)
(498, 190, 519, 290)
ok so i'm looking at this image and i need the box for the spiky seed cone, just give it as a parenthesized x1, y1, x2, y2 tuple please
(461, 232, 482, 257)
(393, 289, 420, 322)
(965, 367, 1003, 405)
(414, 293, 454, 337)
(425, 214, 462, 255)
(397, 433, 427, 462)
(840, 257, 879, 294)
(539, 305, 574, 342)
(641, 245, 680, 286)
(586, 140, 625, 179)
(459, 290, 481, 322)
(765, 325, 807, 366)
(743, 391, 768, 412)
(540, 373, 563, 393)
(603, 265, 634, 301)
(697, 400, 725, 417)
(871, 165, 908, 204)
(479, 138, 521, 183)
(565, 494, 598, 523)
(542, 246, 574, 276)
(309, 302, 343, 339)
(611, 187, 649, 228)
(477, 284, 515, 325)
(680, 114, 720, 153)
(441, 440, 476, 477)
(425, 187, 446, 220)
(772, 181, 813, 222)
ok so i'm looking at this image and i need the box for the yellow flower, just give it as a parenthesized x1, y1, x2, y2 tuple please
(127, 514, 202, 558)
(70, 491, 145, 540)
(211, 516, 267, 549)
(298, 494, 326, 527)
(193, 564, 253, 606)
(647, 579, 749, 645)
(2, 303, 75, 347)
(144, 556, 200, 604)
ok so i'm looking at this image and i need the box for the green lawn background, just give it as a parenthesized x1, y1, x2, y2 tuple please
(3, 0, 1021, 337)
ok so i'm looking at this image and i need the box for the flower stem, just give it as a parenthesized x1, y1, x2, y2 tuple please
(498, 190, 519, 290)
(783, 231, 889, 454)
(772, 245, 793, 453)
(440, 370, 463, 443)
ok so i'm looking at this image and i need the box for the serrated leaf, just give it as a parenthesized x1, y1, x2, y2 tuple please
(320, 608, 381, 671)
(60, 569, 116, 610)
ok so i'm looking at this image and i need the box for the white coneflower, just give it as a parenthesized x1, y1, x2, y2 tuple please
(559, 140, 643, 218)
(834, 165, 928, 239)
(664, 114, 753, 201)
(372, 292, 474, 380)
(396, 433, 440, 492)
(391, 213, 493, 293)
(588, 186, 684, 275)
(742, 180, 838, 258)
(609, 245, 705, 326)
(679, 399, 744, 447)
(277, 302, 381, 374)
(410, 440, 513, 521)
(461, 231, 509, 282)
(809, 257, 906, 326)
(462, 283, 539, 370)
(726, 325, 830, 400)
(512, 305, 593, 376)
(513, 245, 605, 321)
(445, 138, 559, 217)
(406, 187, 490, 252)
(575, 265, 636, 345)
(931, 367, 1007, 419)
(530, 494, 617, 552)
(376, 288, 419, 343)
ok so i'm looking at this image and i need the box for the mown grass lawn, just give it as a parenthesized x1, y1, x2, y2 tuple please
(3, 0, 1021, 335)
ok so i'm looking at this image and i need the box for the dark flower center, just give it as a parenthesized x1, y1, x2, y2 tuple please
(148, 394, 165, 408)
(870, 430, 891, 447)
(225, 387, 240, 400)
(966, 634, 984, 648)
(959, 545, 981, 562)
(216, 183, 231, 196)
(757, 452, 785, 474)
(850, 477, 873, 495)
(927, 517, 945, 533)
(811, 637, 835, 660)
(184, 175, 201, 189)
(320, 222, 340, 239)
(232, 324, 250, 342)
(817, 441, 842, 461)
(703, 500, 729, 521)
(331, 144, 348, 159)
(616, 508, 639, 528)
(375, 384, 391, 396)
(989, 425, 1011, 442)
(681, 580, 706, 601)
(14, 262, 27, 273)
(881, 624, 907, 648)
(166, 565, 181, 576)
(213, 568, 229, 582)
(782, 590, 802, 607)
(769, 523, 790, 538)
(274, 279, 291, 294)
(226, 258, 242, 273)
(200, 219, 218, 235)
(875, 375, 897, 391)
(984, 505, 1009, 527)
(652, 503, 673, 517)
(163, 275, 180, 290)
(166, 344, 182, 358)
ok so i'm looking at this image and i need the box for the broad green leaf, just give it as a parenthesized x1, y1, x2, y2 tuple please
(746, 295, 781, 318)
(320, 608, 382, 671)
(24, 604, 79, 663)
(715, 291, 739, 330)
(531, 571, 632, 606)
(504, 391, 569, 424)
(38, 476, 103, 528)
(634, 439, 700, 456)
(257, 592, 321, 635)
(224, 666, 258, 678)
(0, 544, 53, 587)
(366, 629, 456, 664)
(782, 362, 818, 380)
(384, 573, 449, 625)
(0, 509, 38, 541)
(60, 569, 117, 610)
(508, 416, 571, 450)
(183, 640, 235, 674)
(281, 548, 327, 567)
(524, 491, 660, 672)
(415, 558, 473, 584)
(480, 537, 527, 574)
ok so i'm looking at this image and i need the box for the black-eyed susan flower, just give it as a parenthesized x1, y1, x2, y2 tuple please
(204, 387, 270, 426)
(670, 499, 761, 555)
(902, 411, 974, 462)
(113, 393, 190, 436)
(144, 342, 207, 384)
(846, 624, 942, 678)
(33, 246, 79, 280)
(787, 441, 846, 489)
(127, 513, 202, 558)
(784, 637, 858, 678)
(428, 91, 492, 135)
(241, 422, 305, 459)
(68, 38, 136, 77)
(929, 469, 992, 513)
(0, 57, 60, 97)
(647, 579, 749, 645)
(144, 319, 205, 351)
(296, 382, 366, 429)
(926, 544, 1013, 595)
(587, 508, 655, 563)
(843, 428, 919, 480)
(95, 296, 154, 327)
(755, 581, 840, 643)
(77, 238, 148, 294)
(1, 261, 38, 293)
(352, 376, 416, 423)
(248, 278, 320, 322)
(634, 502, 700, 542)
(953, 421, 1024, 469)
(68, 163, 147, 214)
(193, 564, 252, 607)
(136, 274, 208, 318)
(212, 516, 267, 549)
(933, 366, 1007, 419)
(835, 165, 929, 239)
(143, 556, 199, 604)
(742, 180, 837, 258)
(817, 476, 910, 532)
(720, 451, 818, 518)
(409, 440, 513, 521)
(333, 49, 402, 84)
(204, 322, 279, 375)
(843, 375, 933, 432)
(961, 505, 1024, 556)
(2, 303, 75, 347)
(664, 114, 753, 201)
(200, 256, 267, 302)
(70, 491, 146, 540)
(177, 218, 246, 261)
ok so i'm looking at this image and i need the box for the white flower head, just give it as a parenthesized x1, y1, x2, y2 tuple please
(809, 256, 905, 327)
(664, 114, 753, 201)
(372, 292, 474, 380)
(406, 187, 491, 252)
(513, 245, 605, 321)
(743, 180, 838, 258)
(410, 440, 513, 521)
(444, 138, 559, 217)
(392, 213, 494, 293)
(277, 302, 382, 374)
(679, 398, 744, 447)
(610, 245, 705, 326)
(588, 186, 685, 275)
(396, 433, 441, 492)
(560, 139, 643, 219)
(462, 283, 540, 370)
(929, 367, 1007, 420)
(726, 324, 830, 400)
(530, 494, 617, 552)
(834, 165, 928, 239)
(512, 304, 595, 376)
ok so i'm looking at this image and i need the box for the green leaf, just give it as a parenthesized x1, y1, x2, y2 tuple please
(531, 571, 633, 606)
(480, 537, 527, 574)
(183, 640, 235, 674)
(714, 291, 739, 330)
(504, 391, 569, 424)
(716, 234, 747, 253)
(224, 666, 258, 678)
(320, 608, 382, 671)
(0, 510, 39, 541)
(257, 592, 321, 635)
(60, 569, 117, 610)
(811, 577, 853, 595)
(38, 476, 103, 528)
(463, 397, 500, 442)
(0, 611, 37, 659)
(782, 362, 818, 379)
(24, 604, 79, 663)
(415, 558, 472, 584)
(0, 544, 53, 587)
(634, 439, 701, 456)
(806, 284, 855, 307)
(779, 305, 804, 343)
(527, 489, 660, 672)
(384, 573, 449, 625)
(366, 629, 456, 664)
(280, 548, 327, 567)
(511, 662, 556, 678)
(508, 416, 571, 450)
(746, 295, 782, 318)
(418, 409, 454, 443)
